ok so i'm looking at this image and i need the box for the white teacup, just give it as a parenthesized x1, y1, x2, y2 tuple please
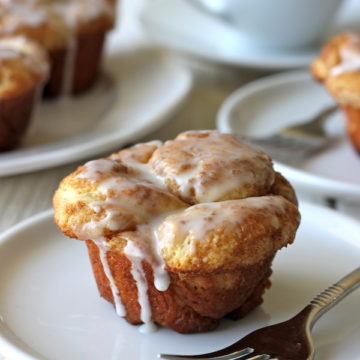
(191, 0, 344, 50)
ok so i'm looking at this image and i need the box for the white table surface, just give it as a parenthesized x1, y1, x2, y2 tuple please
(0, 0, 359, 359)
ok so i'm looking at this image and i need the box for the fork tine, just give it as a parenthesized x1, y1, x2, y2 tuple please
(159, 347, 254, 360)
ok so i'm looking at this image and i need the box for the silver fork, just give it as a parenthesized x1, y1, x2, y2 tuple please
(238, 104, 338, 164)
(159, 267, 360, 360)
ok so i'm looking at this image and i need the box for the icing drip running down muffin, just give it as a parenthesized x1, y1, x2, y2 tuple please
(0, 36, 49, 151)
(0, 0, 115, 97)
(53, 131, 301, 333)
(311, 32, 360, 154)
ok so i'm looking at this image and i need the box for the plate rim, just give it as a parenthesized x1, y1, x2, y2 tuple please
(140, 0, 316, 70)
(0, 203, 360, 360)
(0, 50, 193, 178)
(0, 210, 53, 360)
(216, 69, 360, 202)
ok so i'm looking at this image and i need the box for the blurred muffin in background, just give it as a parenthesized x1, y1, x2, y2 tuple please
(0, 36, 49, 151)
(0, 0, 115, 97)
(311, 32, 360, 154)
(0, 2, 71, 97)
(39, 0, 116, 95)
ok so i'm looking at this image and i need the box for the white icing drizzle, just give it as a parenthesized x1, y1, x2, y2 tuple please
(331, 34, 360, 76)
(61, 35, 77, 97)
(122, 222, 171, 292)
(79, 149, 165, 189)
(77, 158, 117, 179)
(71, 165, 127, 318)
(0, 36, 49, 77)
(97, 242, 126, 317)
(74, 154, 177, 328)
(0, 4, 48, 33)
(157, 196, 286, 252)
(127, 254, 152, 323)
(73, 205, 126, 316)
(139, 322, 158, 334)
(74, 160, 130, 318)
(122, 216, 175, 326)
(151, 131, 274, 203)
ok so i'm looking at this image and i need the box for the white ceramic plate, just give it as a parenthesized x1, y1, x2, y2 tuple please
(0, 47, 192, 177)
(140, 0, 360, 70)
(0, 203, 359, 360)
(217, 70, 360, 204)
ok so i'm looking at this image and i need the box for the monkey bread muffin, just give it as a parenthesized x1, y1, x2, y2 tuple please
(53, 130, 301, 333)
(0, 36, 49, 151)
(311, 32, 360, 154)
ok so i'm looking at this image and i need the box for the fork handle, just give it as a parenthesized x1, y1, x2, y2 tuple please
(306, 267, 360, 327)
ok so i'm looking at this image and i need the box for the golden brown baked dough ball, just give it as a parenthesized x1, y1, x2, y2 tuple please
(158, 196, 299, 273)
(53, 130, 300, 333)
(53, 152, 188, 241)
(149, 130, 275, 204)
(270, 171, 298, 206)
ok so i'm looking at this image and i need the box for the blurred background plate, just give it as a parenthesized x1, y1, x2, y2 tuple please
(217, 70, 360, 208)
(141, 0, 360, 70)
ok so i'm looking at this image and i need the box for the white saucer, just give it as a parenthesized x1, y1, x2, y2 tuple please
(140, 0, 360, 70)
(0, 204, 359, 360)
(217, 70, 360, 204)
(0, 47, 192, 177)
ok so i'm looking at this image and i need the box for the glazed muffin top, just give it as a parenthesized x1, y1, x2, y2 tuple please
(53, 131, 300, 273)
(311, 32, 360, 108)
(0, 36, 49, 99)
(0, 2, 70, 52)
